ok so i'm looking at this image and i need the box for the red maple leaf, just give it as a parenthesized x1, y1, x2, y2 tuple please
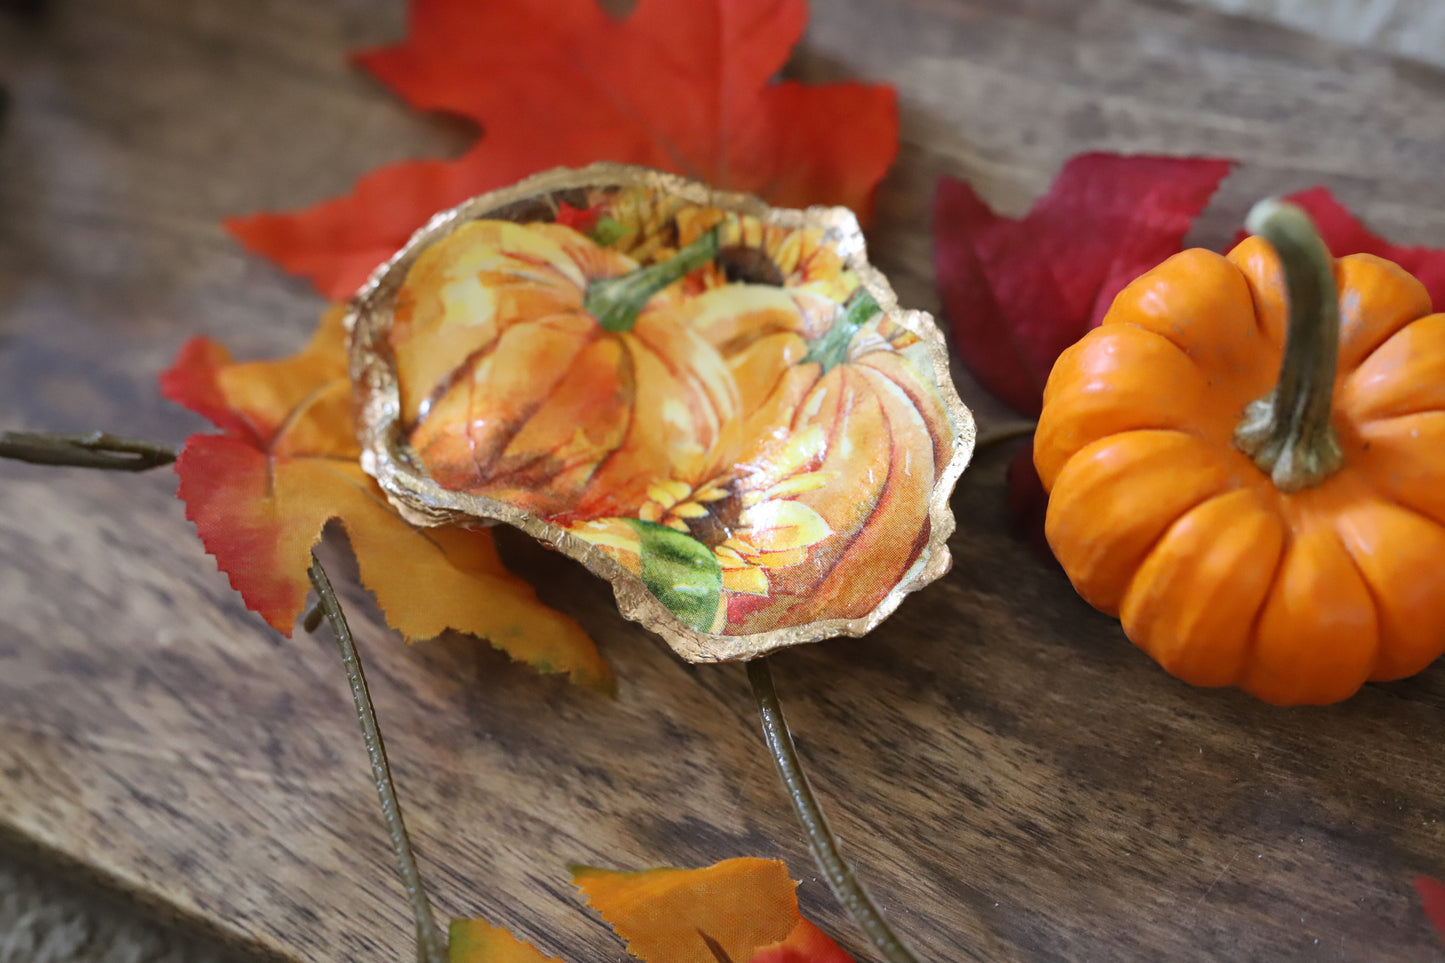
(933, 152, 1235, 417)
(227, 0, 898, 300)
(1235, 186, 1445, 308)
(554, 200, 602, 235)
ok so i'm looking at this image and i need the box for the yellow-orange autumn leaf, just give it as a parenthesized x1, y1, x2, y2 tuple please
(449, 919, 564, 963)
(573, 858, 853, 963)
(160, 306, 611, 688)
(449, 858, 852, 963)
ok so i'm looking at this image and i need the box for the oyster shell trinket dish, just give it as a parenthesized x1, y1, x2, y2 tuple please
(349, 163, 974, 662)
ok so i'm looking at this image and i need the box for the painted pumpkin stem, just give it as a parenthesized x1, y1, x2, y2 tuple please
(584, 226, 720, 332)
(748, 657, 922, 963)
(1232, 199, 1345, 492)
(804, 289, 881, 372)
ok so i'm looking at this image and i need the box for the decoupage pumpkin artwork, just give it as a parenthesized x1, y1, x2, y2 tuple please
(351, 164, 974, 661)
(1035, 199, 1445, 706)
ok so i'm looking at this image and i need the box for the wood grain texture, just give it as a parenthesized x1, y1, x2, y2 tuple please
(2, 0, 1444, 960)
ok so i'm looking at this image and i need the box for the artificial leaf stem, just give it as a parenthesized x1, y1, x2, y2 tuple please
(747, 657, 921, 963)
(5, 424, 927, 960)
(0, 430, 177, 471)
(1233, 198, 1345, 491)
(307, 552, 447, 963)
(302, 600, 325, 633)
(3, 429, 446, 960)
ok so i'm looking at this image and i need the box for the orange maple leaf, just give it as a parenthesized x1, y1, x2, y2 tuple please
(450, 858, 853, 962)
(226, 0, 898, 300)
(573, 859, 855, 963)
(160, 307, 612, 689)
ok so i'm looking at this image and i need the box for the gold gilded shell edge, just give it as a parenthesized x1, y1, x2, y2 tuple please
(347, 161, 976, 663)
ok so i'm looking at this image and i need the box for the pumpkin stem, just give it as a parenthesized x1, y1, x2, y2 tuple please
(1232, 199, 1345, 492)
(584, 226, 720, 333)
(803, 288, 881, 372)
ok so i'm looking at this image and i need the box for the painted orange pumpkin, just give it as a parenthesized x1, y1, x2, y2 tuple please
(673, 283, 957, 631)
(1035, 200, 1445, 705)
(389, 219, 739, 520)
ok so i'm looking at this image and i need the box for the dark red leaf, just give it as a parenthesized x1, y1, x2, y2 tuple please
(1234, 186, 1445, 308)
(1416, 876, 1445, 945)
(1004, 444, 1057, 565)
(934, 152, 1234, 416)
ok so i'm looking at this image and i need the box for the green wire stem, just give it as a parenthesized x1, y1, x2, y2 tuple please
(3, 430, 446, 959)
(0, 430, 177, 471)
(747, 657, 921, 963)
(308, 553, 447, 963)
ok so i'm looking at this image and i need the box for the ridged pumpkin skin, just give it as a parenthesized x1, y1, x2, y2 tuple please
(1035, 236, 1445, 705)
(681, 285, 954, 630)
(391, 219, 739, 520)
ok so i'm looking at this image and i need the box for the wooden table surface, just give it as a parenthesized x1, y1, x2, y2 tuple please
(3, 1, 1445, 960)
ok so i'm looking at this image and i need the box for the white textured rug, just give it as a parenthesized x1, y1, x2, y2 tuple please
(1185, 0, 1445, 69)
(0, 858, 235, 963)
(2, 1, 1441, 962)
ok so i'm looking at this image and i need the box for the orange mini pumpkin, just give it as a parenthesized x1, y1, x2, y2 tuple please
(1035, 200, 1445, 706)
(390, 219, 739, 520)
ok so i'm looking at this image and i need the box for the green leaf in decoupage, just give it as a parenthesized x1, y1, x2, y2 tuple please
(629, 519, 724, 633)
